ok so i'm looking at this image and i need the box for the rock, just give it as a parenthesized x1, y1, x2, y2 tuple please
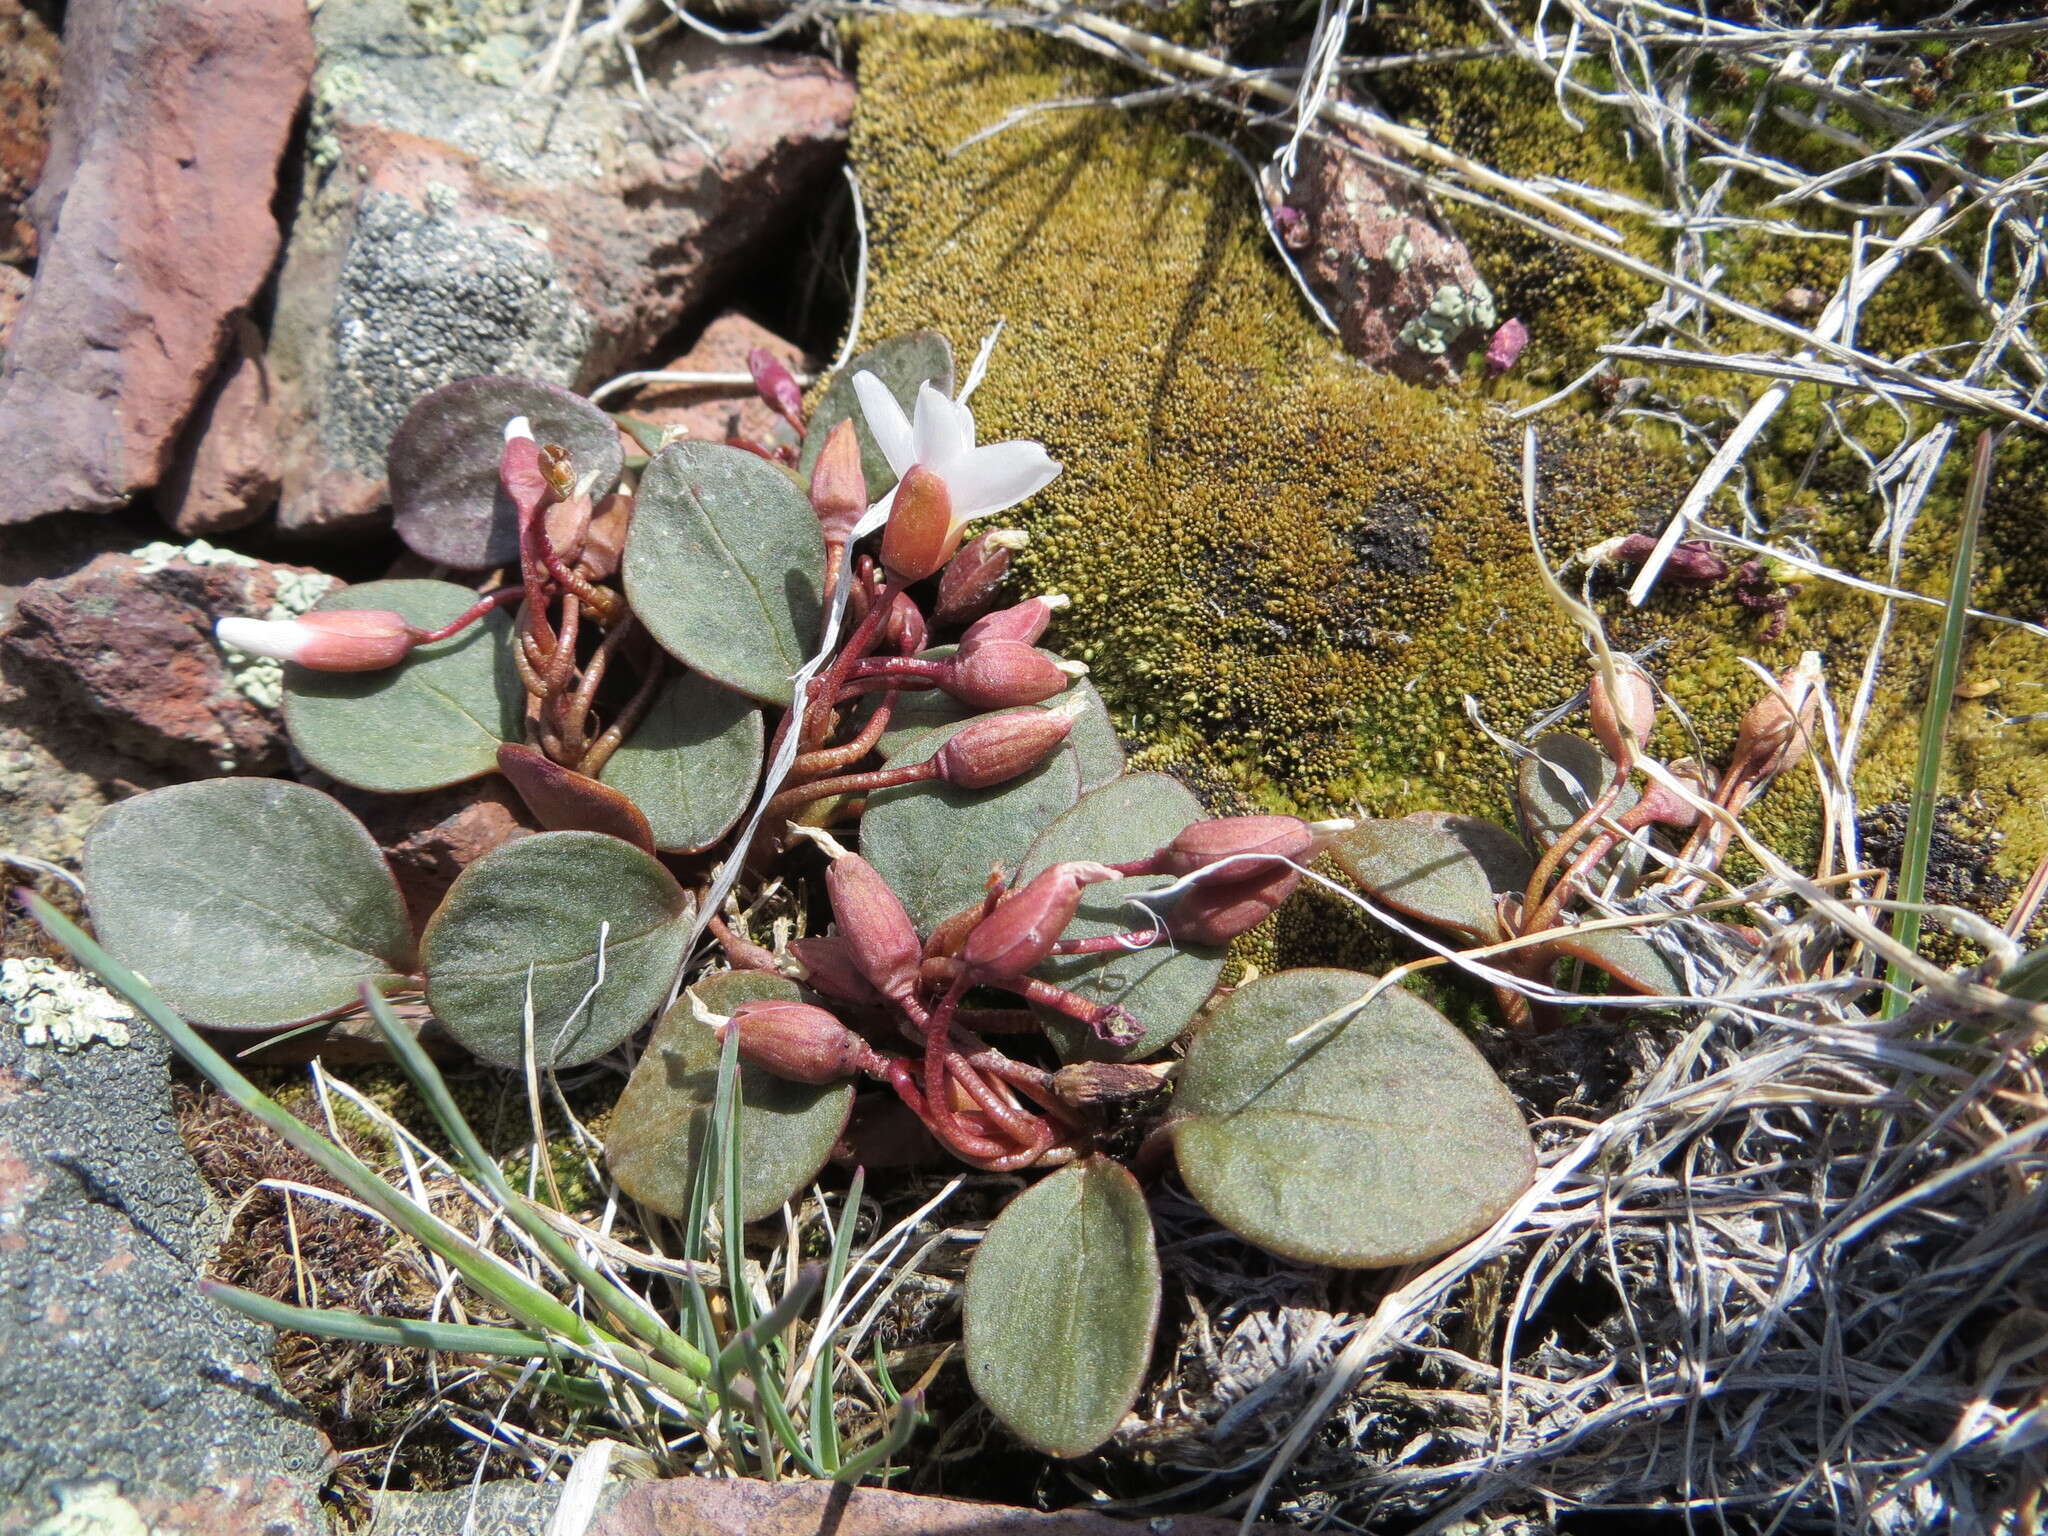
(0, 0, 59, 266)
(0, 261, 25, 350)
(0, 966, 329, 1531)
(269, 0, 852, 540)
(620, 311, 808, 454)
(330, 776, 533, 927)
(0, 0, 313, 525)
(0, 543, 338, 775)
(1286, 124, 1495, 386)
(159, 324, 284, 537)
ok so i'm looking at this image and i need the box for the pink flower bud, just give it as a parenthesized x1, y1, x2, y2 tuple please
(959, 593, 1069, 650)
(880, 465, 960, 584)
(1610, 534, 1729, 584)
(1633, 759, 1709, 830)
(1588, 658, 1656, 763)
(961, 861, 1118, 979)
(883, 591, 928, 656)
(215, 610, 417, 672)
(940, 640, 1080, 710)
(1731, 651, 1823, 783)
(748, 347, 806, 432)
(809, 420, 867, 545)
(825, 854, 924, 1005)
(723, 998, 869, 1085)
(787, 935, 885, 1005)
(499, 418, 549, 529)
(1167, 865, 1302, 946)
(1486, 318, 1529, 376)
(1155, 815, 1313, 880)
(933, 529, 1027, 625)
(932, 710, 1074, 789)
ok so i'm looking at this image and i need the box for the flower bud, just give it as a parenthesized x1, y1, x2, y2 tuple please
(723, 999, 869, 1085)
(786, 935, 885, 1005)
(961, 861, 1118, 979)
(824, 854, 923, 1005)
(941, 640, 1082, 710)
(959, 593, 1069, 650)
(216, 610, 416, 672)
(1167, 865, 1302, 946)
(748, 347, 806, 432)
(1486, 318, 1529, 376)
(1051, 1061, 1167, 1110)
(883, 590, 928, 656)
(879, 465, 960, 583)
(932, 709, 1074, 790)
(1731, 651, 1823, 783)
(1155, 815, 1313, 880)
(500, 417, 549, 528)
(1588, 658, 1656, 763)
(933, 529, 1028, 625)
(808, 420, 867, 544)
(1633, 758, 1709, 830)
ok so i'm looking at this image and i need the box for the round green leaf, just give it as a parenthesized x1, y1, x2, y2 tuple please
(1551, 925, 1686, 997)
(798, 330, 955, 493)
(875, 649, 1124, 793)
(606, 971, 854, 1223)
(1021, 773, 1227, 1062)
(596, 671, 763, 852)
(82, 779, 415, 1030)
(1328, 812, 1531, 941)
(964, 1158, 1159, 1458)
(624, 440, 825, 706)
(1515, 733, 1644, 888)
(860, 717, 1080, 933)
(1171, 968, 1536, 1268)
(389, 376, 623, 569)
(283, 579, 524, 793)
(421, 831, 691, 1068)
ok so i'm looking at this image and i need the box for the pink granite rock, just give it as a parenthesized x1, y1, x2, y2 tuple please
(159, 327, 284, 537)
(268, 1, 852, 540)
(620, 311, 809, 454)
(0, 0, 59, 266)
(0, 0, 312, 524)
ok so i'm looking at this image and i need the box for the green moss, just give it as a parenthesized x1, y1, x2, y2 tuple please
(846, 17, 2048, 888)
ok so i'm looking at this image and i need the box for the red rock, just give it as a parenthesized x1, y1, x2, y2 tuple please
(620, 312, 807, 455)
(332, 777, 531, 928)
(0, 0, 59, 266)
(268, 2, 851, 539)
(0, 0, 313, 524)
(159, 326, 283, 536)
(0, 547, 332, 774)
(1288, 124, 1496, 386)
(0, 260, 25, 348)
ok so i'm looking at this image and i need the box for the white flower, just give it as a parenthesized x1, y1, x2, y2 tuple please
(851, 374, 1061, 530)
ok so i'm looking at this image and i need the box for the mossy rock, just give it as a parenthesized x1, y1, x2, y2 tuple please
(846, 17, 2048, 894)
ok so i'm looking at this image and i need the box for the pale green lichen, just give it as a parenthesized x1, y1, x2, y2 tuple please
(2, 958, 136, 1051)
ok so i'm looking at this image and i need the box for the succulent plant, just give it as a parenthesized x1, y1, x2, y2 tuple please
(61, 331, 1545, 1459)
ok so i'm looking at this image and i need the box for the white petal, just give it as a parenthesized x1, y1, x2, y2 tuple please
(911, 382, 972, 474)
(946, 441, 1061, 520)
(852, 372, 914, 478)
(852, 487, 896, 541)
(215, 616, 309, 662)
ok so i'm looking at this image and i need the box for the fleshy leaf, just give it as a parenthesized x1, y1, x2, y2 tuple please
(1328, 812, 1530, 941)
(963, 1158, 1159, 1457)
(860, 717, 1080, 933)
(497, 744, 655, 851)
(1020, 773, 1227, 1062)
(797, 330, 955, 493)
(875, 648, 1124, 792)
(82, 779, 415, 1030)
(283, 579, 523, 794)
(421, 831, 691, 1068)
(389, 377, 622, 569)
(606, 971, 854, 1223)
(596, 671, 763, 852)
(1550, 925, 1687, 997)
(1515, 733, 1644, 888)
(1171, 968, 1536, 1268)
(624, 440, 825, 706)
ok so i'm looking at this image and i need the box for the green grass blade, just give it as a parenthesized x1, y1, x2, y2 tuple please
(1884, 431, 1992, 1016)
(201, 1280, 559, 1357)
(832, 1390, 924, 1484)
(358, 985, 712, 1383)
(810, 1166, 865, 1471)
(715, 1264, 823, 1379)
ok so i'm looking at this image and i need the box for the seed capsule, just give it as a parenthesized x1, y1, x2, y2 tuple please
(959, 593, 1069, 650)
(723, 999, 869, 1085)
(941, 640, 1081, 710)
(933, 529, 1028, 625)
(825, 854, 923, 1006)
(932, 710, 1074, 790)
(808, 420, 867, 545)
(961, 861, 1118, 979)
(1588, 658, 1657, 763)
(1167, 864, 1302, 946)
(1155, 815, 1313, 880)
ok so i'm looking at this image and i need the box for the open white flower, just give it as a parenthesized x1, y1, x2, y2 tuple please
(852, 373, 1061, 530)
